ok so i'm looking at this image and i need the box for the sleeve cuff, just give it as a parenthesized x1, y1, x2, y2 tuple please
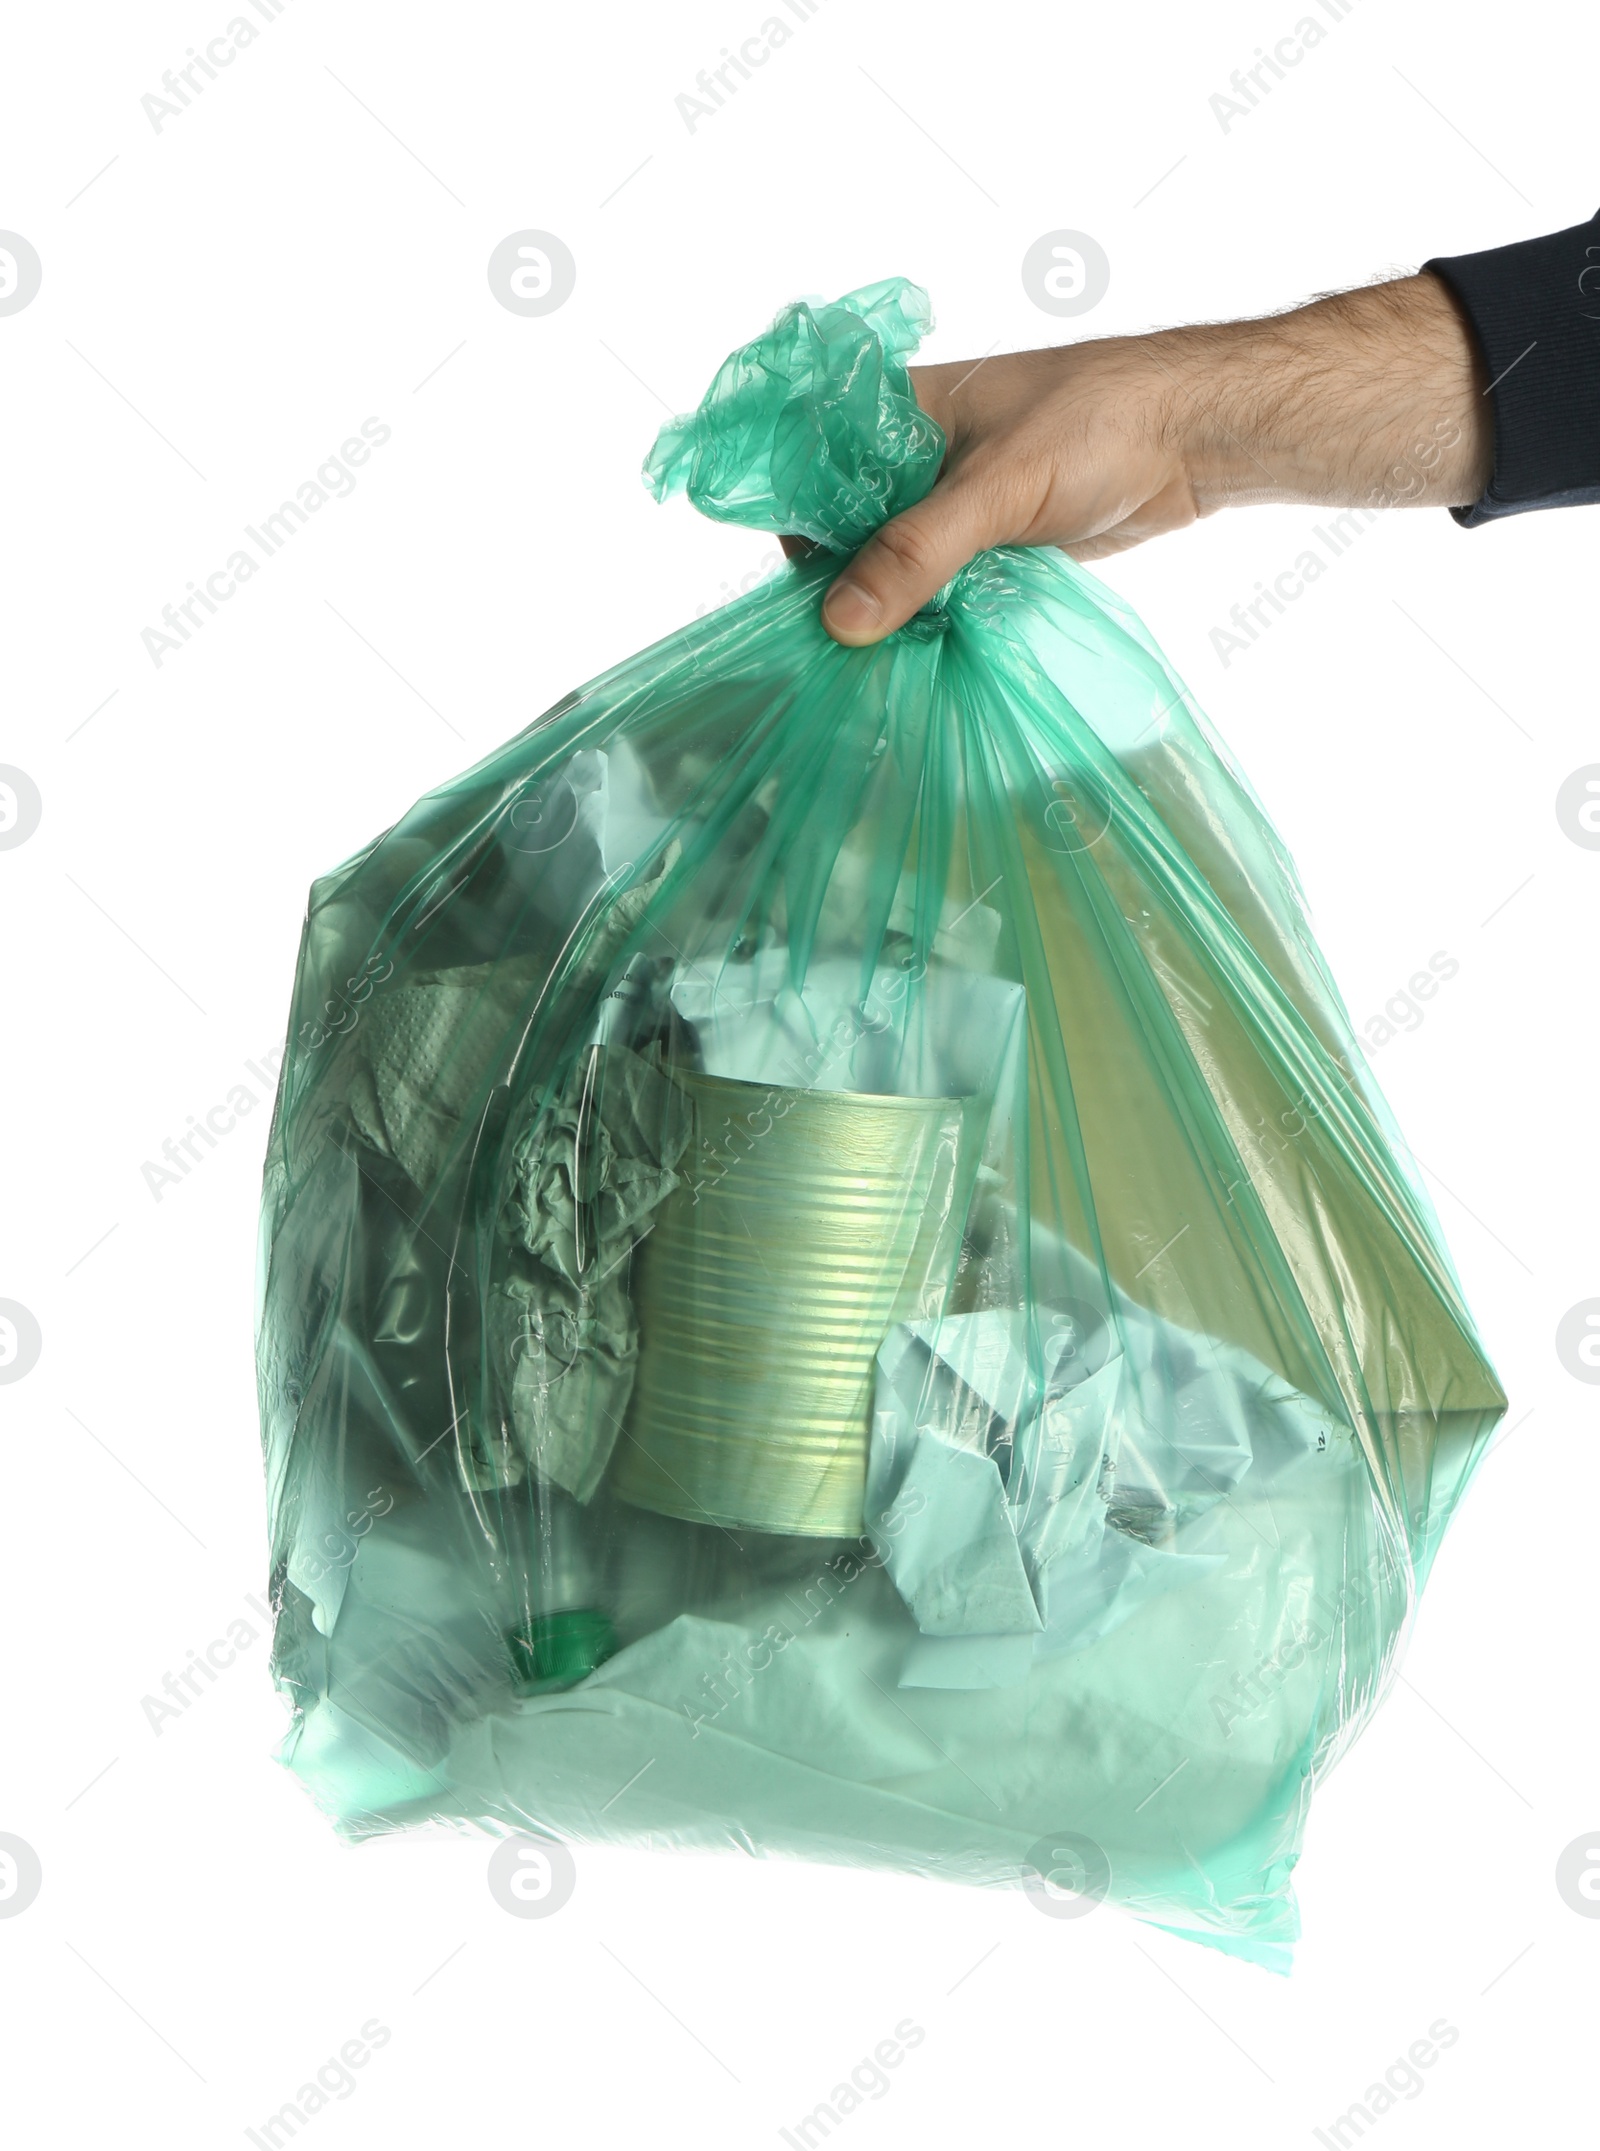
(1424, 207, 1600, 527)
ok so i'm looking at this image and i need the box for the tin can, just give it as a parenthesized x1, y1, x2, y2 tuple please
(612, 1070, 967, 1536)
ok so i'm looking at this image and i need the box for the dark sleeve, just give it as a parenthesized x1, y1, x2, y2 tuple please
(1424, 207, 1600, 526)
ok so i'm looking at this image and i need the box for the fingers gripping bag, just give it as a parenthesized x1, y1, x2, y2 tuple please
(255, 279, 1505, 1968)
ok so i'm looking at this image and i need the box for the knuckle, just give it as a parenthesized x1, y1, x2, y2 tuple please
(870, 515, 941, 583)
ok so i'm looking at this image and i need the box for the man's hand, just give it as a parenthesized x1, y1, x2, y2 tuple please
(819, 272, 1492, 645)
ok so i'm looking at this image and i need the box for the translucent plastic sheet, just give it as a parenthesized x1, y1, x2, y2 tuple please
(256, 280, 1505, 1967)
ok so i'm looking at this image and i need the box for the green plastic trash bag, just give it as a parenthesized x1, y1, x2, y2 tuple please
(255, 278, 1505, 1969)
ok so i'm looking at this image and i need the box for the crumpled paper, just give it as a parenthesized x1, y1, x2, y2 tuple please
(485, 1044, 691, 1500)
(671, 947, 1025, 1101)
(325, 742, 687, 1500)
(867, 1297, 1337, 1688)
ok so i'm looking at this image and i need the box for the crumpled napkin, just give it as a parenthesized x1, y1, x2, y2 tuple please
(866, 1298, 1335, 1688)
(486, 1044, 691, 1500)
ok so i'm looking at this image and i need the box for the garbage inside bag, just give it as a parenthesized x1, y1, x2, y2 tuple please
(256, 277, 1505, 1969)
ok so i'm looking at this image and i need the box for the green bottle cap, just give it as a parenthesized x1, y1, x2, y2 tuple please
(508, 1609, 617, 1694)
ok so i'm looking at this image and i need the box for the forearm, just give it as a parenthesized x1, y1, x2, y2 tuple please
(1161, 273, 1491, 516)
(823, 262, 1515, 643)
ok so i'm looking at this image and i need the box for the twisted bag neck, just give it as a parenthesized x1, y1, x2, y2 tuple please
(644, 277, 948, 556)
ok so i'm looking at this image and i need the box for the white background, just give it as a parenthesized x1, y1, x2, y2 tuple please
(1, 0, 1595, 2143)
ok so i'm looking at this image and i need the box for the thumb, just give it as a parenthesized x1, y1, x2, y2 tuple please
(821, 477, 995, 646)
